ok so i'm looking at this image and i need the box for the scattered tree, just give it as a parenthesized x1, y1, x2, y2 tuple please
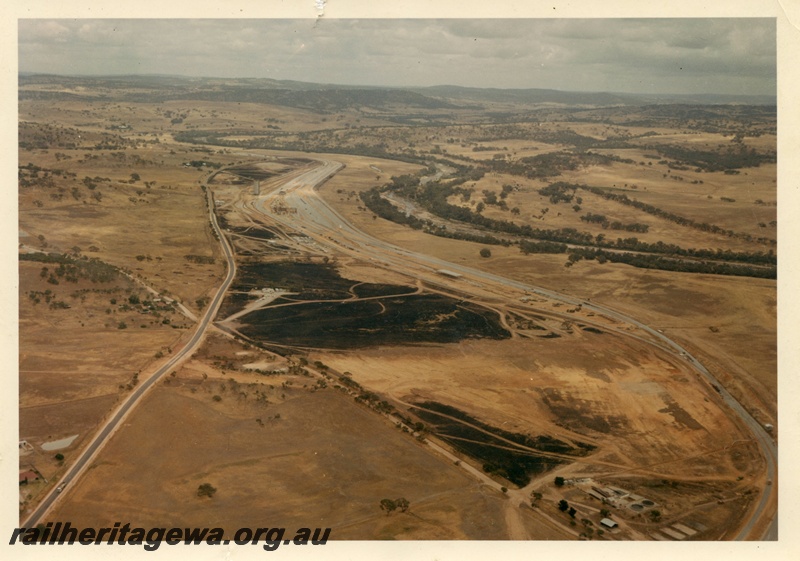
(380, 499, 397, 515)
(380, 497, 410, 514)
(197, 483, 217, 498)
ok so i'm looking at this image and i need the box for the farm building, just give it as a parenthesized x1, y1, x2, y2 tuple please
(19, 470, 40, 485)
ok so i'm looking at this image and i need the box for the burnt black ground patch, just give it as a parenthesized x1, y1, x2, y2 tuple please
(414, 401, 593, 455)
(446, 438, 561, 487)
(233, 227, 277, 240)
(234, 261, 350, 294)
(216, 214, 276, 240)
(218, 261, 353, 318)
(219, 261, 508, 348)
(237, 295, 509, 349)
(351, 283, 417, 298)
(409, 401, 594, 487)
(217, 292, 251, 318)
(538, 388, 628, 435)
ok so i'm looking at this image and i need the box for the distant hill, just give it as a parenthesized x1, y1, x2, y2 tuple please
(18, 74, 461, 113)
(18, 73, 775, 109)
(411, 85, 775, 107)
(411, 85, 644, 107)
(158, 87, 461, 112)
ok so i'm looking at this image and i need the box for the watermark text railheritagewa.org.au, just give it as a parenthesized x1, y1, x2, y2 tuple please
(9, 523, 331, 551)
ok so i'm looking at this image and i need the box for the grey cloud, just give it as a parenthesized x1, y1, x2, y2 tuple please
(442, 19, 533, 40)
(18, 18, 775, 96)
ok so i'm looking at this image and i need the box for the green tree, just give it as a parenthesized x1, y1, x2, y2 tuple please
(558, 499, 569, 512)
(554, 476, 565, 487)
(394, 497, 410, 512)
(480, 248, 492, 258)
(380, 499, 397, 515)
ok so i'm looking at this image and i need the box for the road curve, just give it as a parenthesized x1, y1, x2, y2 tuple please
(21, 180, 237, 528)
(242, 155, 776, 541)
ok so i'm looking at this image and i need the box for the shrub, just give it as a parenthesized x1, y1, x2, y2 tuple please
(197, 483, 217, 498)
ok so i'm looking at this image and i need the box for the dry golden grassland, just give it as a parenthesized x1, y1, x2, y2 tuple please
(46, 334, 521, 539)
(18, 88, 775, 540)
(19, 102, 237, 505)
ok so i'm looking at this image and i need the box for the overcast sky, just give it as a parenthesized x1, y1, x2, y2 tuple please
(17, 18, 776, 96)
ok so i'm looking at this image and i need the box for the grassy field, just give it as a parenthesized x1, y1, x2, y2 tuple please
(47, 334, 519, 539)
